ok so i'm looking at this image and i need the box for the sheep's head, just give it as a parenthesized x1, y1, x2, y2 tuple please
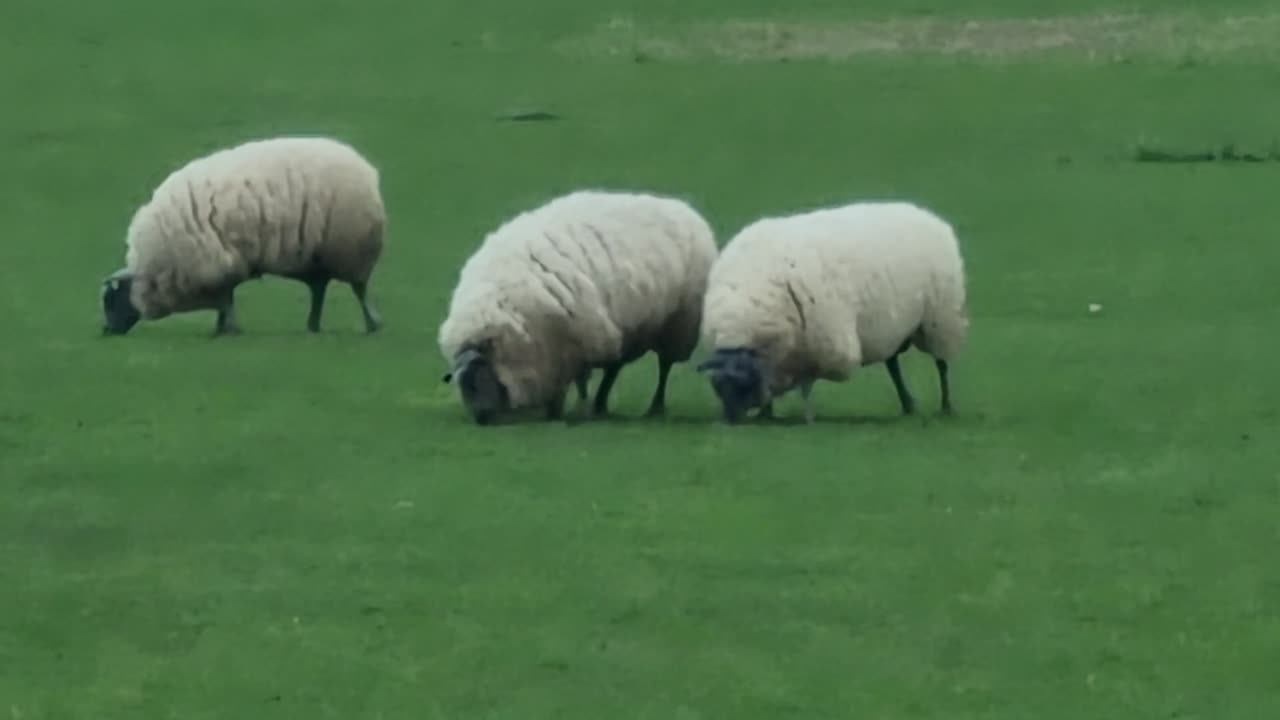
(442, 339, 509, 425)
(697, 346, 768, 423)
(101, 269, 141, 336)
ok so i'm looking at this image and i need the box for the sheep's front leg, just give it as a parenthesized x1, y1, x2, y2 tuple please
(213, 288, 241, 336)
(545, 389, 567, 421)
(936, 359, 953, 415)
(306, 276, 330, 333)
(885, 355, 915, 415)
(574, 369, 592, 418)
(593, 363, 623, 416)
(799, 380, 816, 424)
(757, 402, 775, 421)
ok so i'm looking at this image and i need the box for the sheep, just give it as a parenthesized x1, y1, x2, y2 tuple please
(696, 200, 968, 424)
(100, 136, 386, 336)
(438, 189, 718, 425)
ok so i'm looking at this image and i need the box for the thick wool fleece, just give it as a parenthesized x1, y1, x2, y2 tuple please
(124, 136, 385, 318)
(701, 201, 968, 394)
(438, 190, 718, 408)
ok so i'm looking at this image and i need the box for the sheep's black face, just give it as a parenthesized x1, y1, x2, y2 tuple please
(697, 347, 766, 424)
(101, 275, 141, 336)
(443, 345, 510, 425)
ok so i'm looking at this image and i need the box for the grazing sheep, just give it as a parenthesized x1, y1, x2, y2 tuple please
(697, 200, 968, 423)
(100, 136, 386, 336)
(439, 189, 718, 425)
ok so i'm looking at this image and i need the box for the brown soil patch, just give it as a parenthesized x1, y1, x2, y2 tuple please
(561, 13, 1280, 63)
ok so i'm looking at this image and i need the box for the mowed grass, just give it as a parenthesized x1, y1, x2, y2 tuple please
(3, 0, 1280, 716)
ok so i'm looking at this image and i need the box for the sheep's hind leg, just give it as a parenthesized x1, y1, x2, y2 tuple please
(351, 281, 382, 334)
(305, 276, 330, 333)
(645, 356, 674, 418)
(909, 326, 954, 415)
(935, 359, 953, 415)
(213, 289, 241, 336)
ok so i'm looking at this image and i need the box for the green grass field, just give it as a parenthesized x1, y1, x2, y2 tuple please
(4, 0, 1280, 717)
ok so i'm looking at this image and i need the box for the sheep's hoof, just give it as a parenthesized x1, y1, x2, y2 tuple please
(644, 405, 666, 419)
(213, 326, 242, 337)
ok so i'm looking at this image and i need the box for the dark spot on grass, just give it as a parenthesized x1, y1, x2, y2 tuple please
(1190, 492, 1218, 509)
(609, 602, 643, 625)
(1130, 141, 1280, 164)
(496, 110, 560, 122)
(0, 412, 33, 426)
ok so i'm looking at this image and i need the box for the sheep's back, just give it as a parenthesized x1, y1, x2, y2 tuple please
(702, 223, 796, 351)
(808, 202, 966, 364)
(504, 191, 714, 361)
(439, 191, 716, 406)
(703, 202, 966, 385)
(206, 138, 383, 278)
(703, 216, 862, 383)
(128, 138, 383, 299)
(550, 192, 714, 352)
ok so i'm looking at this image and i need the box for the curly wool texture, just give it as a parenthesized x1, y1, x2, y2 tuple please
(438, 190, 718, 408)
(702, 201, 968, 394)
(124, 136, 385, 318)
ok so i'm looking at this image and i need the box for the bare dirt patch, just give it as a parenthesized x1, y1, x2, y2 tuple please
(560, 13, 1280, 63)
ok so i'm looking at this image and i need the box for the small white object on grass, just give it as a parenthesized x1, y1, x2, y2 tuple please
(1088, 303, 1103, 314)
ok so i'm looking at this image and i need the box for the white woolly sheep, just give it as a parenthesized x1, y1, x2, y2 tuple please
(438, 189, 718, 425)
(100, 136, 386, 336)
(696, 200, 968, 423)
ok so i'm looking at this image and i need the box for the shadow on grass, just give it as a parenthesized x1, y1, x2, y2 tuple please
(95, 325, 384, 341)
(571, 412, 713, 426)
(717, 413, 967, 427)
(445, 412, 718, 428)
(443, 410, 973, 428)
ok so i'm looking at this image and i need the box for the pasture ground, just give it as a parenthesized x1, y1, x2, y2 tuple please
(3, 0, 1279, 717)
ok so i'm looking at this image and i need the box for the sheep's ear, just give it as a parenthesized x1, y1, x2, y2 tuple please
(102, 269, 133, 292)
(103, 268, 133, 284)
(445, 347, 484, 383)
(696, 358, 722, 373)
